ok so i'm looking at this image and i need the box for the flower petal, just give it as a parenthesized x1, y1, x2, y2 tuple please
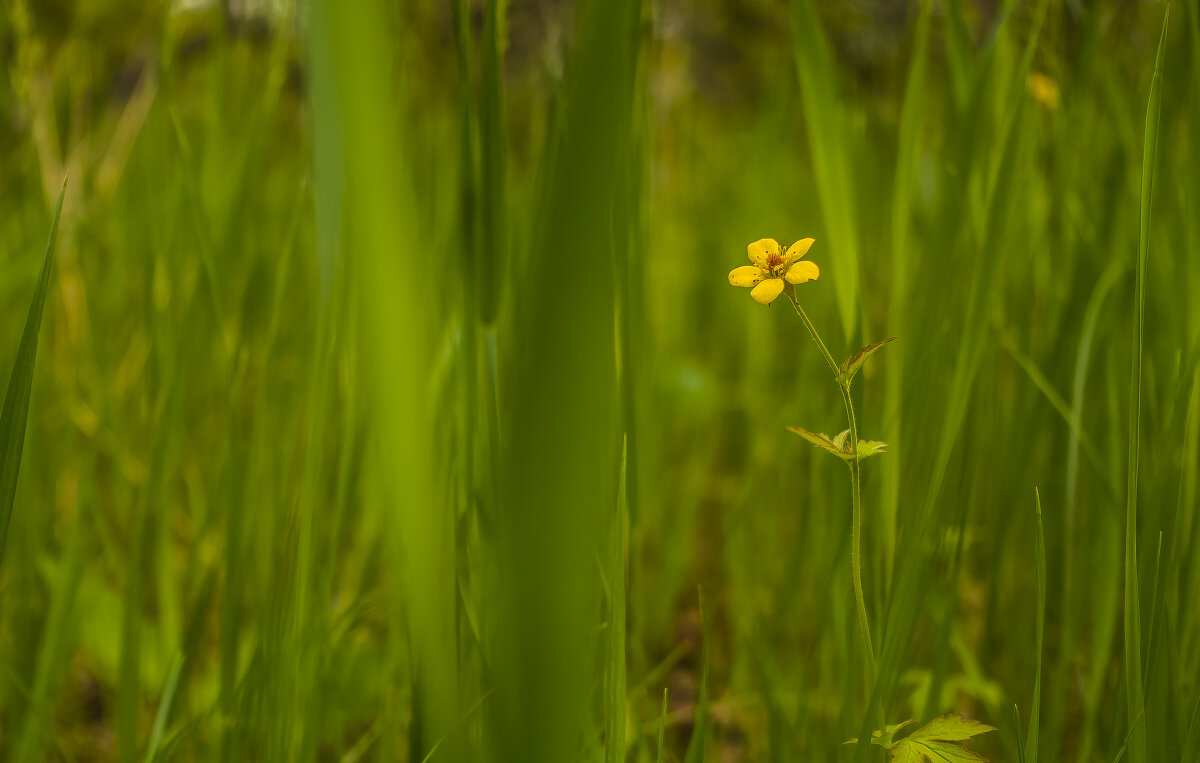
(785, 260, 819, 284)
(750, 278, 785, 304)
(747, 238, 782, 266)
(784, 238, 815, 264)
(728, 265, 765, 288)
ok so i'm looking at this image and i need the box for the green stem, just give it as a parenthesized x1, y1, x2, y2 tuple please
(788, 292, 877, 682)
(788, 293, 840, 375)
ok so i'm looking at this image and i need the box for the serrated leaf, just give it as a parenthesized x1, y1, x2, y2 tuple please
(890, 738, 988, 762)
(886, 715, 996, 763)
(788, 427, 889, 463)
(786, 426, 852, 461)
(857, 440, 889, 459)
(838, 336, 897, 386)
(909, 715, 996, 743)
(892, 739, 984, 763)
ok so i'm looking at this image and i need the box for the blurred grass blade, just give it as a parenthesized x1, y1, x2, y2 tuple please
(656, 687, 668, 763)
(943, 0, 973, 107)
(10, 477, 89, 763)
(316, 0, 459, 757)
(1124, 10, 1168, 763)
(1113, 711, 1147, 763)
(1068, 260, 1126, 763)
(882, 0, 931, 601)
(1184, 690, 1200, 761)
(1013, 704, 1027, 763)
(998, 331, 1113, 501)
(605, 441, 628, 763)
(789, 0, 860, 339)
(858, 7, 1045, 759)
(492, 0, 640, 758)
(308, 0, 344, 302)
(1141, 533, 1164, 686)
(143, 654, 184, 763)
(1066, 262, 1126, 508)
(1025, 489, 1046, 763)
(0, 175, 64, 565)
(479, 0, 507, 325)
(683, 588, 708, 763)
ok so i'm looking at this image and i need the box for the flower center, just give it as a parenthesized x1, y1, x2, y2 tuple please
(766, 252, 784, 274)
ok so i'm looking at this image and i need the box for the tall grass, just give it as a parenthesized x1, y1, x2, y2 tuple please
(0, 1, 1197, 761)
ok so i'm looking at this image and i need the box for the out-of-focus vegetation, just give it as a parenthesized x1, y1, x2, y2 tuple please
(1, 0, 1199, 761)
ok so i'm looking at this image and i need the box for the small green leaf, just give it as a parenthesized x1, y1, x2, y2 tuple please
(832, 429, 851, 451)
(909, 715, 996, 743)
(838, 336, 897, 386)
(857, 439, 889, 459)
(788, 426, 889, 463)
(786, 426, 852, 461)
(886, 715, 996, 762)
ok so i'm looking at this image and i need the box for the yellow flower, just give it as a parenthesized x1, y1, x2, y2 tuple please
(1026, 72, 1060, 110)
(728, 238, 819, 305)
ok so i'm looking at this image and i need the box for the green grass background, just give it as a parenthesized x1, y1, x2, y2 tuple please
(1, 0, 1199, 761)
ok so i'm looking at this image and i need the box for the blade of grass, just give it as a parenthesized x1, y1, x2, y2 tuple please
(882, 0, 932, 594)
(0, 175, 65, 565)
(415, 689, 494, 763)
(317, 0, 458, 758)
(1183, 689, 1200, 761)
(1180, 8, 1200, 686)
(491, 0, 640, 758)
(1026, 489, 1046, 763)
(1078, 353, 1129, 763)
(1067, 259, 1126, 526)
(9, 462, 90, 763)
(142, 654, 184, 763)
(479, 0, 507, 325)
(788, 0, 860, 340)
(1113, 711, 1147, 763)
(605, 440, 628, 763)
(683, 588, 709, 763)
(1041, 253, 1121, 757)
(998, 330, 1117, 504)
(118, 354, 183, 763)
(1014, 704, 1027, 763)
(1142, 533, 1165, 686)
(1124, 11, 1169, 763)
(858, 6, 1045, 757)
(943, 0, 973, 108)
(656, 688, 668, 763)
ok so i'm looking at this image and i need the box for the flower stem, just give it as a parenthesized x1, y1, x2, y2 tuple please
(787, 293, 877, 682)
(787, 294, 840, 376)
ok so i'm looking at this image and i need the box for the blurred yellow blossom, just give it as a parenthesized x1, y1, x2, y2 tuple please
(728, 238, 819, 305)
(1027, 72, 1060, 110)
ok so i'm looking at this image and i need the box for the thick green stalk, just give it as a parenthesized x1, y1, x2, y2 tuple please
(788, 293, 876, 681)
